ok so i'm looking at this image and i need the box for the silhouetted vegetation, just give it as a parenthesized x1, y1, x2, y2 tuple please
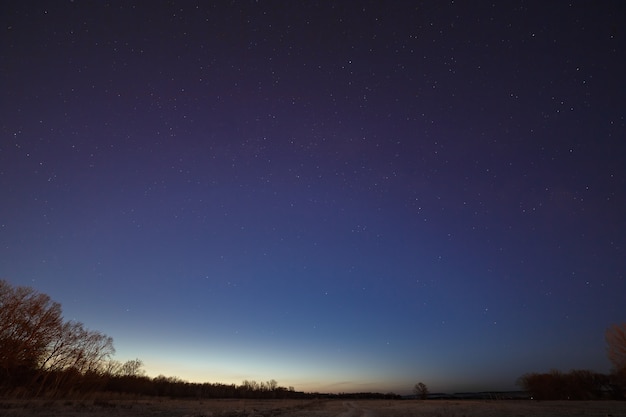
(606, 323, 626, 399)
(413, 382, 429, 399)
(314, 391, 401, 400)
(0, 279, 114, 397)
(103, 374, 307, 399)
(4, 279, 625, 401)
(0, 280, 398, 400)
(0, 280, 312, 399)
(607, 324, 626, 370)
(517, 369, 611, 400)
(514, 322, 626, 401)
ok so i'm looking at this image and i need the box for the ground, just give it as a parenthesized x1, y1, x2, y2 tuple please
(1, 398, 625, 416)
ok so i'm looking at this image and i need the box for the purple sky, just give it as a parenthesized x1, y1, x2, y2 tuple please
(1, 1, 625, 394)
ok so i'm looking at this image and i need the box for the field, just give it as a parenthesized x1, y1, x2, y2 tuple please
(1, 398, 625, 417)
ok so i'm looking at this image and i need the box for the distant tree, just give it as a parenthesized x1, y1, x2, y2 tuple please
(414, 382, 429, 399)
(606, 323, 626, 399)
(104, 359, 123, 376)
(606, 323, 626, 372)
(267, 379, 278, 391)
(242, 379, 259, 391)
(564, 369, 606, 400)
(518, 369, 566, 400)
(119, 358, 145, 377)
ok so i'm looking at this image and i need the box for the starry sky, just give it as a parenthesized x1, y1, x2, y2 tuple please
(1, 1, 625, 395)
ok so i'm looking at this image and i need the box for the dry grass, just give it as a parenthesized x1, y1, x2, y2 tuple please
(0, 397, 319, 417)
(1, 398, 625, 417)
(349, 400, 626, 417)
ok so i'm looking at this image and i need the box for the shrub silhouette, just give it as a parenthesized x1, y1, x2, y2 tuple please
(517, 369, 608, 400)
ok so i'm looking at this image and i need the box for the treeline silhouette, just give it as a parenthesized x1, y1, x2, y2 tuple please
(1, 279, 115, 397)
(105, 374, 311, 399)
(4, 279, 625, 401)
(0, 279, 313, 398)
(0, 279, 398, 400)
(516, 323, 626, 401)
(104, 374, 401, 399)
(517, 369, 625, 400)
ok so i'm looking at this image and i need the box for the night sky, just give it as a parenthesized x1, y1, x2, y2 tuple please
(1, 1, 625, 394)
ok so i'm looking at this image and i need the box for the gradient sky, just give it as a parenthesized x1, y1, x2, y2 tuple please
(1, 1, 625, 395)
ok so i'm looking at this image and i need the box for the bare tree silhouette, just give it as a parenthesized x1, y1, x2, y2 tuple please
(0, 280, 63, 386)
(413, 382, 429, 399)
(606, 323, 626, 399)
(0, 280, 115, 395)
(607, 323, 626, 372)
(119, 358, 145, 377)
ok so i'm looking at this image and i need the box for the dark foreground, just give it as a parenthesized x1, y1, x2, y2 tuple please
(1, 398, 625, 416)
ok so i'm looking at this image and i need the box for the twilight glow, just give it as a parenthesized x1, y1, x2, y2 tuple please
(1, 1, 625, 394)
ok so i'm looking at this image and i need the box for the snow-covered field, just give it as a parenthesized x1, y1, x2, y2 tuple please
(2, 398, 625, 416)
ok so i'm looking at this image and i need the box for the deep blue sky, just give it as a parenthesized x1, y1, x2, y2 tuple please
(1, 1, 625, 394)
